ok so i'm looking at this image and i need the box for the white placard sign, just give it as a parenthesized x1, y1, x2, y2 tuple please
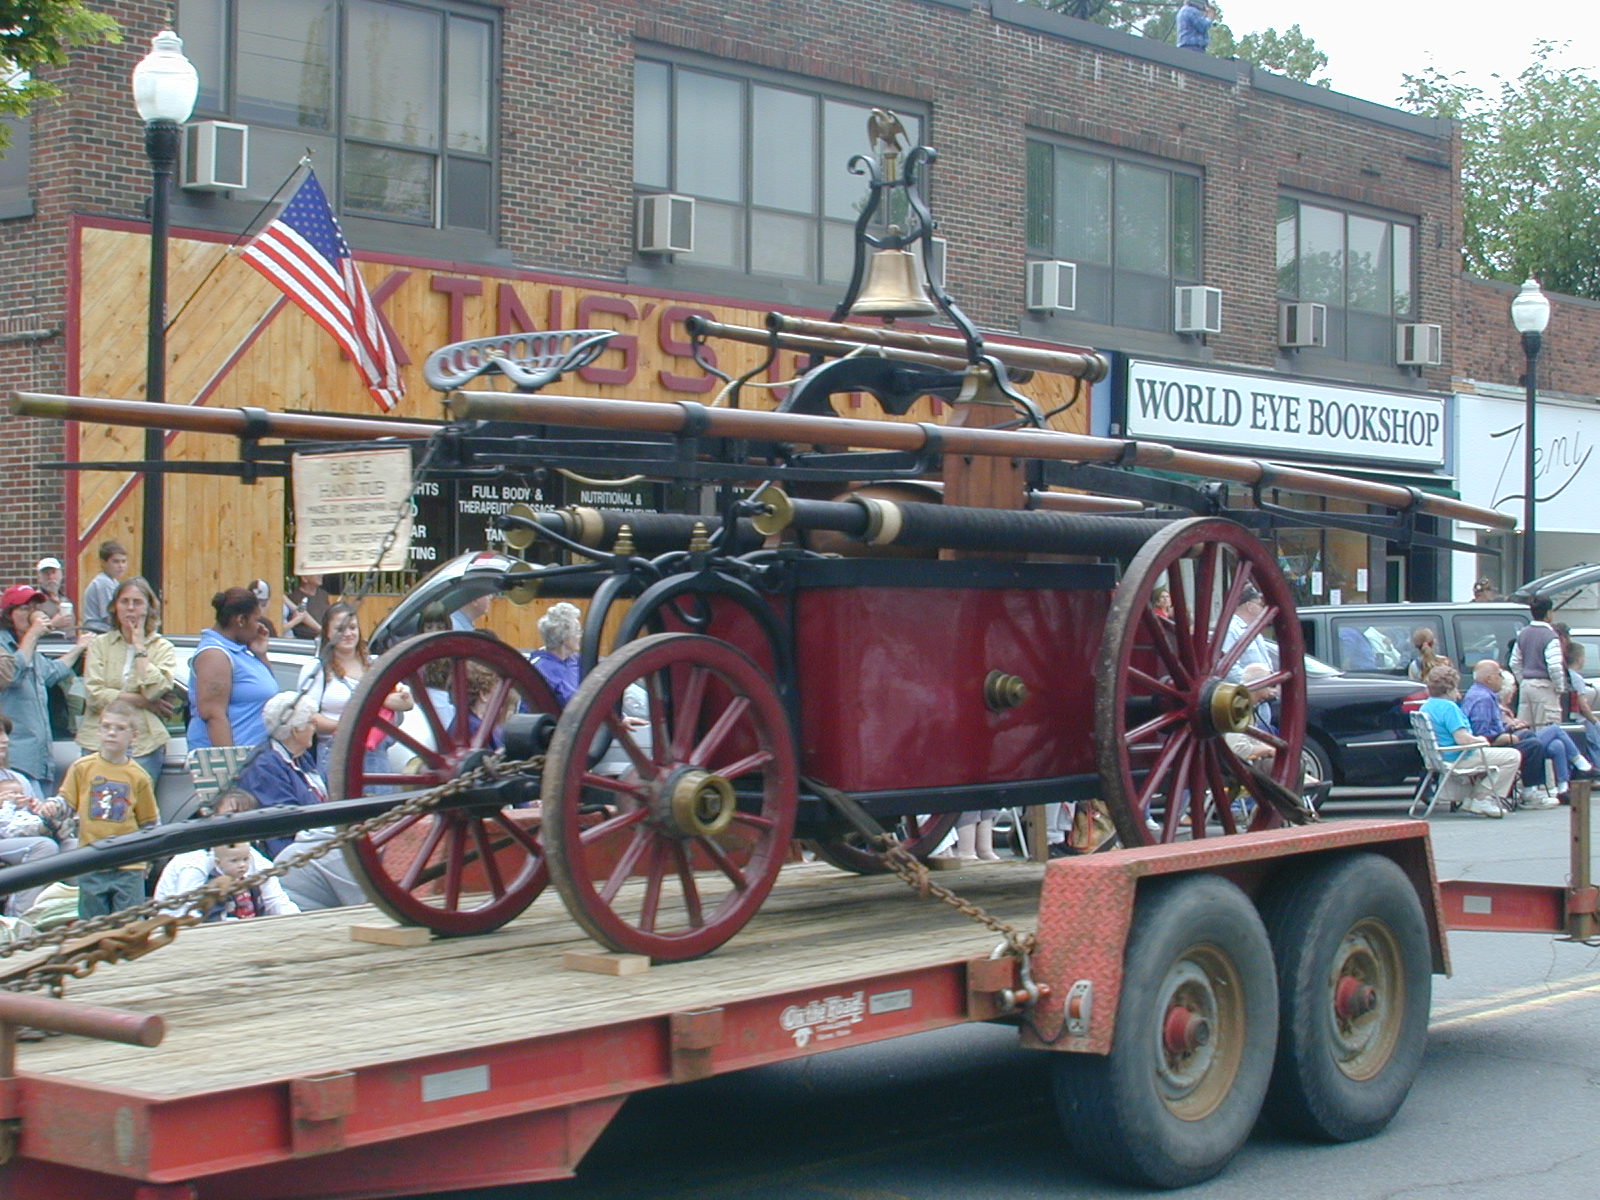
(292, 448, 415, 573)
(1455, 393, 1600, 533)
(1124, 360, 1446, 468)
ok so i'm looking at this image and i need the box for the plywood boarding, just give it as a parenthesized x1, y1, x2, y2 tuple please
(15, 859, 1046, 1095)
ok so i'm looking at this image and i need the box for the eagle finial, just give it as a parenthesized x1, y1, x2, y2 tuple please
(867, 108, 908, 157)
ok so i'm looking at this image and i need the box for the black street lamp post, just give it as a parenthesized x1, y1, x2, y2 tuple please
(131, 30, 198, 597)
(1510, 278, 1551, 585)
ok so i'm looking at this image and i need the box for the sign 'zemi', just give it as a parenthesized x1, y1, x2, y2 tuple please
(1123, 360, 1446, 468)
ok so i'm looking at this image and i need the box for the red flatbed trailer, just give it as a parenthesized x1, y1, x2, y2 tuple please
(0, 819, 1457, 1200)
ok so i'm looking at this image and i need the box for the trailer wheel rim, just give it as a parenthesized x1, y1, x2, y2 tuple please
(1093, 518, 1307, 846)
(1153, 946, 1246, 1121)
(334, 631, 556, 936)
(543, 633, 798, 961)
(1328, 919, 1404, 1081)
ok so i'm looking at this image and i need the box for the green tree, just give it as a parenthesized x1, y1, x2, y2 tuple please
(1401, 42, 1600, 300)
(1, 1, 122, 152)
(1045, 2, 1168, 33)
(1038, 2, 1331, 86)
(1232, 25, 1330, 87)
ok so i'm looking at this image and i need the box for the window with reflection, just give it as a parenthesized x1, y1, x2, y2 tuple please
(0, 115, 31, 219)
(1276, 197, 1416, 365)
(633, 56, 923, 283)
(1025, 139, 1202, 332)
(177, 0, 494, 230)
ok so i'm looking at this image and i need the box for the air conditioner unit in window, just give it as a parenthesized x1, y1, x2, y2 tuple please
(1174, 285, 1222, 334)
(635, 193, 694, 254)
(1026, 260, 1076, 312)
(181, 120, 249, 191)
(922, 237, 948, 291)
(1397, 322, 1443, 367)
(1279, 302, 1328, 348)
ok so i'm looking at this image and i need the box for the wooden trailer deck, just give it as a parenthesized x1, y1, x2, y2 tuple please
(21, 859, 1048, 1092)
(0, 858, 1051, 1200)
(0, 820, 1450, 1200)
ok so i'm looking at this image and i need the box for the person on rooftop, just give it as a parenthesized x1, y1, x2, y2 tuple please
(1176, 0, 1215, 52)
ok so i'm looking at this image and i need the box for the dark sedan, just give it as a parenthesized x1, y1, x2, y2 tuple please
(1303, 653, 1426, 788)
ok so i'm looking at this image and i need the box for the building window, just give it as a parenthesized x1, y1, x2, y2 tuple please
(1025, 139, 1201, 332)
(1276, 197, 1416, 364)
(633, 56, 923, 283)
(1270, 493, 1373, 607)
(0, 115, 31, 220)
(177, 0, 494, 231)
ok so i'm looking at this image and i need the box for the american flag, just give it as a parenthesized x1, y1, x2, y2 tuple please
(241, 170, 405, 411)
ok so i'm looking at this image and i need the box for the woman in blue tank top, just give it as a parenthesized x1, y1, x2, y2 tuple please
(188, 587, 279, 750)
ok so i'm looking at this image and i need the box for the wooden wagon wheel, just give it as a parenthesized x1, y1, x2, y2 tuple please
(331, 631, 558, 936)
(1093, 518, 1306, 847)
(805, 813, 960, 875)
(543, 632, 798, 962)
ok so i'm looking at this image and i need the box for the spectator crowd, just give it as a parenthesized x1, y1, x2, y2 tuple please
(0, 549, 459, 938)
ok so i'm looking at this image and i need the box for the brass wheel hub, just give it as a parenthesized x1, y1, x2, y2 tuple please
(1201, 679, 1255, 736)
(660, 768, 737, 837)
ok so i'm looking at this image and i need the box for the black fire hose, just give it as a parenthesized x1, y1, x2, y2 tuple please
(0, 783, 525, 902)
(838, 500, 1173, 559)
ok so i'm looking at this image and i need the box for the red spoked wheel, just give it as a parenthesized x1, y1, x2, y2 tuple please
(1093, 518, 1307, 847)
(806, 813, 960, 875)
(331, 631, 558, 936)
(542, 633, 798, 962)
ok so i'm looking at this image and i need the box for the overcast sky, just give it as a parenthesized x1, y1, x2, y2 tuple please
(1216, 0, 1594, 108)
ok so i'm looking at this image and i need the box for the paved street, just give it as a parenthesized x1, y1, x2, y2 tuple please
(426, 796, 1600, 1200)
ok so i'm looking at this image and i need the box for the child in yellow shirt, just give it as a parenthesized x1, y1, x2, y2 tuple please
(60, 699, 158, 918)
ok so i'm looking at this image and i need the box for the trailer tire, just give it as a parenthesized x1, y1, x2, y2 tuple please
(1052, 874, 1277, 1189)
(1258, 852, 1430, 1142)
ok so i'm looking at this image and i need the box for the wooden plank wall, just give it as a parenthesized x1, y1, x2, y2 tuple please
(71, 224, 1092, 647)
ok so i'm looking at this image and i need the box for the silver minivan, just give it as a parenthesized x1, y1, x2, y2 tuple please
(1297, 602, 1529, 679)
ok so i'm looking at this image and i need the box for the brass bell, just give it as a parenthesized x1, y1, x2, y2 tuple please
(848, 246, 938, 319)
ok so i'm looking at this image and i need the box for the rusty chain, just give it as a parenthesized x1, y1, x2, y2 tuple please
(0, 755, 543, 998)
(801, 775, 1041, 962)
(871, 836, 1039, 959)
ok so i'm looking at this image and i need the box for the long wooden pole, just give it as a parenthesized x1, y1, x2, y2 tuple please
(12, 388, 1513, 531)
(687, 317, 977, 373)
(442, 390, 1516, 531)
(10, 392, 443, 441)
(764, 313, 1110, 381)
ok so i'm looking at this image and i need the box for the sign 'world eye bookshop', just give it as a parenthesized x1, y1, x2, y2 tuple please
(1120, 359, 1446, 470)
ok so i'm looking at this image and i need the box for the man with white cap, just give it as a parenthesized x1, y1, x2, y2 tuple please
(1220, 583, 1277, 683)
(33, 557, 73, 632)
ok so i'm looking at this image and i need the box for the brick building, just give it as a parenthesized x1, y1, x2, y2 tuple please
(0, 0, 1467, 626)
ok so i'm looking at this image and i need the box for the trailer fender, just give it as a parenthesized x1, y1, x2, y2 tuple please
(1020, 821, 1448, 1057)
